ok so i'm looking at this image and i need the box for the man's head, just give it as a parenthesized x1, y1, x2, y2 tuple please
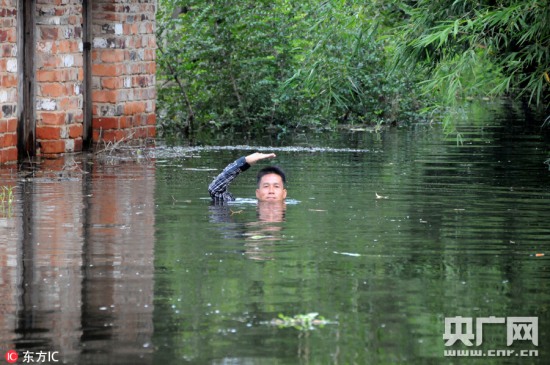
(256, 166, 287, 202)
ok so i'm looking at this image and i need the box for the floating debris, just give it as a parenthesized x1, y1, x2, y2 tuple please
(333, 251, 361, 257)
(248, 235, 270, 240)
(151, 145, 371, 159)
(268, 313, 336, 331)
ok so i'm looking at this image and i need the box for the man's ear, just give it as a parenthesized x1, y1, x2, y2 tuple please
(282, 189, 287, 199)
(255, 189, 260, 199)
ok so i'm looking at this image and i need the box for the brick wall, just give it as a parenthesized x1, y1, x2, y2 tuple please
(92, 0, 156, 144)
(0, 0, 156, 165)
(0, 0, 18, 165)
(35, 0, 85, 155)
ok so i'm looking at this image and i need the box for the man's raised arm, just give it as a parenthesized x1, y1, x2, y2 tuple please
(208, 153, 276, 201)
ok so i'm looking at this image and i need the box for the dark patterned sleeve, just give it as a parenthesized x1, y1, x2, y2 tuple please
(208, 156, 251, 201)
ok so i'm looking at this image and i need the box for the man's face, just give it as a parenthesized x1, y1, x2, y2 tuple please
(256, 173, 287, 202)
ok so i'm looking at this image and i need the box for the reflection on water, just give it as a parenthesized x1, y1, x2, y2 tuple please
(1, 102, 550, 364)
(0, 157, 155, 364)
(208, 201, 287, 261)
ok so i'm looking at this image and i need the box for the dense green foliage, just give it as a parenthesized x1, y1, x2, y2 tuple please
(156, 0, 549, 138)
(394, 0, 550, 131)
(155, 0, 422, 138)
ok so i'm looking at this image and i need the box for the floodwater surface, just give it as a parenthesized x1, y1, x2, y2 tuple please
(1, 103, 549, 364)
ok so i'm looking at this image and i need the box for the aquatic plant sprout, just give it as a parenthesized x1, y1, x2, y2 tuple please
(0, 186, 14, 205)
(0, 186, 14, 218)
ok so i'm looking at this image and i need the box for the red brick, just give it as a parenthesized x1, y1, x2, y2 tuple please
(123, 24, 135, 35)
(36, 70, 57, 82)
(119, 116, 133, 129)
(144, 22, 154, 34)
(100, 49, 125, 63)
(40, 140, 65, 154)
(70, 112, 83, 124)
(1, 74, 17, 88)
(92, 129, 101, 143)
(123, 101, 146, 115)
(101, 77, 123, 89)
(56, 40, 80, 53)
(92, 63, 123, 77)
(41, 83, 66, 97)
(68, 123, 83, 138)
(146, 113, 156, 125)
(2, 133, 17, 147)
(137, 127, 149, 138)
(6, 119, 17, 133)
(36, 69, 77, 82)
(101, 129, 126, 143)
(94, 117, 119, 130)
(73, 137, 83, 152)
(144, 49, 155, 61)
(133, 75, 152, 87)
(59, 97, 81, 110)
(92, 90, 119, 103)
(0, 147, 18, 164)
(40, 112, 66, 125)
(146, 61, 156, 74)
(36, 125, 62, 140)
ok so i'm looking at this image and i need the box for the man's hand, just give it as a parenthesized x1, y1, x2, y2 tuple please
(245, 152, 276, 165)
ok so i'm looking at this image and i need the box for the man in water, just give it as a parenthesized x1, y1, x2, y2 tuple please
(208, 152, 287, 202)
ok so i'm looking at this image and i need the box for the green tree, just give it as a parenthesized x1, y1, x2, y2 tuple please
(156, 0, 424, 139)
(281, 1, 417, 127)
(393, 0, 550, 130)
(156, 1, 305, 137)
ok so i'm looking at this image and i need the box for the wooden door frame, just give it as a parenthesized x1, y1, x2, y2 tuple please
(82, 0, 93, 148)
(17, 0, 36, 159)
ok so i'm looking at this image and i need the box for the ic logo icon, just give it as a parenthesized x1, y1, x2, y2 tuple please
(5, 350, 18, 364)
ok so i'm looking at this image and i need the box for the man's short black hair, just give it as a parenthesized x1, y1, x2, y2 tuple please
(257, 166, 286, 186)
